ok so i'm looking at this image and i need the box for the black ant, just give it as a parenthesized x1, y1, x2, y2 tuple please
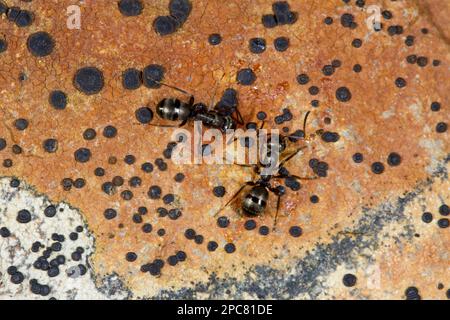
(149, 80, 244, 132)
(217, 111, 319, 230)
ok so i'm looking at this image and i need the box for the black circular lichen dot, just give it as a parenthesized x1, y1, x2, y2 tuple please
(124, 154, 136, 165)
(184, 228, 196, 240)
(324, 17, 333, 25)
(153, 15, 177, 36)
(125, 252, 138, 262)
(310, 195, 319, 203)
(44, 205, 57, 218)
(118, 0, 143, 17)
(73, 67, 104, 95)
(169, 0, 192, 23)
(142, 223, 152, 233)
(262, 14, 277, 28)
(217, 216, 230, 228)
(148, 185, 162, 199)
(15, 10, 34, 28)
(256, 111, 267, 121)
(174, 173, 185, 182)
(259, 226, 269, 236)
(142, 64, 165, 89)
(371, 162, 385, 174)
(0, 38, 7, 53)
(406, 55, 417, 64)
(10, 178, 20, 188)
(351, 38, 362, 48)
(439, 204, 449, 216)
(387, 152, 402, 166)
(417, 56, 428, 67)
(322, 65, 334, 76)
(395, 77, 407, 88)
(353, 64, 362, 73)
(236, 68, 256, 86)
(104, 208, 117, 220)
(436, 122, 447, 133)
(135, 107, 153, 124)
(194, 234, 204, 244)
(0, 138, 6, 151)
(163, 194, 175, 204)
(208, 33, 222, 45)
(103, 125, 117, 138)
(1, 227, 11, 238)
(430, 102, 441, 112)
(176, 251, 187, 262)
(14, 118, 28, 131)
(17, 209, 32, 224)
(74, 178, 86, 189)
(49, 90, 67, 110)
(289, 226, 302, 238)
(421, 212, 433, 223)
(352, 153, 363, 163)
(168, 208, 182, 220)
(43, 139, 58, 153)
(94, 167, 105, 177)
(141, 162, 154, 173)
(122, 68, 142, 90)
(343, 274, 357, 287)
(74, 148, 91, 163)
(27, 31, 55, 57)
(296, 74, 310, 85)
(207, 241, 218, 252)
(336, 87, 352, 102)
(12, 144, 22, 155)
(249, 37, 266, 54)
(224, 243, 236, 254)
(332, 59, 342, 68)
(437, 218, 449, 229)
(308, 86, 319, 96)
(83, 128, 96, 141)
(244, 219, 256, 230)
(213, 186, 226, 198)
(274, 36, 289, 52)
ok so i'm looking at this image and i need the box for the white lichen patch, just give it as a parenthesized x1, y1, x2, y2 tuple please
(0, 177, 128, 300)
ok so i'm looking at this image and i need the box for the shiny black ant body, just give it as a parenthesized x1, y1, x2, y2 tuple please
(217, 111, 318, 229)
(151, 81, 244, 132)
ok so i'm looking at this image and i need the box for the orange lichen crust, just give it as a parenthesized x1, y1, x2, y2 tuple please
(0, 0, 448, 299)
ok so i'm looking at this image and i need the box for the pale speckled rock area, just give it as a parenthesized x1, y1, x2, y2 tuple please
(0, 178, 129, 300)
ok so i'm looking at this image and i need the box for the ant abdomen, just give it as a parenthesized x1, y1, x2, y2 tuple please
(242, 186, 269, 215)
(156, 98, 191, 122)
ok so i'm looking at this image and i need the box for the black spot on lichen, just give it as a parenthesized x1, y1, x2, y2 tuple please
(73, 67, 104, 95)
(27, 31, 55, 57)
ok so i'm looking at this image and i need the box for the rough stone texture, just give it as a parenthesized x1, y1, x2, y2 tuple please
(0, 0, 449, 299)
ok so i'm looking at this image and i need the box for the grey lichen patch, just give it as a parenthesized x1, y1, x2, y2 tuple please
(0, 177, 128, 300)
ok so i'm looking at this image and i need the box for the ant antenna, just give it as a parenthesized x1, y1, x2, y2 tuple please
(208, 73, 226, 111)
(147, 77, 192, 97)
(303, 111, 311, 135)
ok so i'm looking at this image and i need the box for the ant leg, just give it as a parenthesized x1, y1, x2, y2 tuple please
(148, 123, 178, 128)
(303, 111, 311, 134)
(273, 194, 282, 231)
(287, 174, 318, 181)
(268, 186, 283, 231)
(278, 146, 307, 167)
(214, 181, 255, 217)
(259, 121, 265, 130)
(178, 119, 188, 127)
(234, 108, 244, 125)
